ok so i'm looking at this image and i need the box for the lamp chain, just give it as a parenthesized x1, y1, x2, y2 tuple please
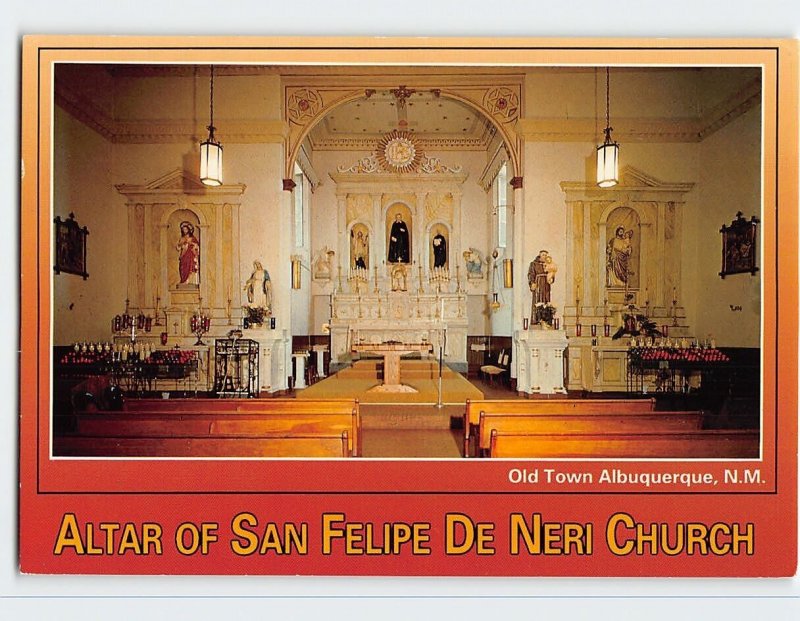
(209, 65, 215, 132)
(605, 66, 610, 131)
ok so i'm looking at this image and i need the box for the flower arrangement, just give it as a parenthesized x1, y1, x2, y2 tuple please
(611, 298, 662, 340)
(534, 302, 557, 326)
(243, 306, 268, 327)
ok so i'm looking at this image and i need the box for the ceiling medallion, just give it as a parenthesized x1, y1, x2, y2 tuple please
(376, 129, 424, 173)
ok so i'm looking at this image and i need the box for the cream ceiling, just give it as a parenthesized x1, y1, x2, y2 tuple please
(307, 89, 494, 150)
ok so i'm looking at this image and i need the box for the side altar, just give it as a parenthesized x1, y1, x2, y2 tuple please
(330, 291, 468, 372)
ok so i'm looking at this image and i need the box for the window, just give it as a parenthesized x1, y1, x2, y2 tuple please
(495, 163, 508, 249)
(293, 165, 304, 248)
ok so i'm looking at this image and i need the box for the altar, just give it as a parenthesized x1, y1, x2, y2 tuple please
(329, 291, 468, 372)
(351, 342, 434, 392)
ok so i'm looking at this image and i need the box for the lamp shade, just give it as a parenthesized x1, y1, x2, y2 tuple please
(596, 139, 619, 188)
(200, 138, 223, 186)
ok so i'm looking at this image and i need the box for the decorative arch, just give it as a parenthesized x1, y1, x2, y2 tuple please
(283, 83, 522, 185)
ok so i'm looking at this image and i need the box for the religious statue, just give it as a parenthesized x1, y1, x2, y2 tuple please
(463, 248, 484, 279)
(350, 228, 369, 269)
(432, 232, 447, 268)
(606, 225, 634, 287)
(243, 260, 273, 315)
(528, 250, 557, 324)
(390, 263, 408, 292)
(176, 221, 200, 285)
(387, 213, 410, 263)
(312, 247, 335, 281)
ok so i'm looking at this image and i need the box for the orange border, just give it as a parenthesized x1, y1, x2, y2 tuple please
(19, 37, 798, 576)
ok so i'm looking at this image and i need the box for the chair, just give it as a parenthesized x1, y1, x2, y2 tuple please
(480, 349, 510, 385)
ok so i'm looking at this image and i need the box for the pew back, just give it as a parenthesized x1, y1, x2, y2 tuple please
(489, 430, 760, 459)
(477, 411, 703, 456)
(114, 398, 360, 456)
(54, 432, 350, 458)
(464, 398, 656, 456)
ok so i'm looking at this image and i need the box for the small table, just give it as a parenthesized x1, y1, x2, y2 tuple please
(351, 342, 433, 393)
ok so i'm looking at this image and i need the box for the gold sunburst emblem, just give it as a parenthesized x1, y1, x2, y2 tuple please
(376, 129, 423, 173)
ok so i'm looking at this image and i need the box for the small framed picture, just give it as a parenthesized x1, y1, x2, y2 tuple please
(720, 211, 759, 278)
(53, 212, 89, 279)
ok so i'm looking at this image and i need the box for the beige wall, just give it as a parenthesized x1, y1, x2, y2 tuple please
(692, 105, 762, 347)
(53, 107, 124, 344)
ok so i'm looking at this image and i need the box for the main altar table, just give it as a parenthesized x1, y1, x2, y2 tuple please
(351, 342, 434, 393)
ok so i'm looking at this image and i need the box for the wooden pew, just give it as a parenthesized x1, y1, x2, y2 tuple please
(54, 432, 350, 458)
(489, 430, 760, 459)
(463, 398, 656, 457)
(116, 398, 361, 456)
(73, 410, 359, 456)
(476, 411, 703, 457)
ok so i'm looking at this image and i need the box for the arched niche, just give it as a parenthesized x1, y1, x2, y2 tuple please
(166, 208, 202, 289)
(601, 205, 642, 292)
(427, 221, 450, 270)
(349, 222, 371, 270)
(385, 202, 413, 264)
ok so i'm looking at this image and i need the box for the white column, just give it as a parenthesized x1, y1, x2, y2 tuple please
(511, 182, 524, 379)
(372, 193, 383, 275)
(293, 352, 309, 389)
(313, 345, 328, 378)
(337, 195, 348, 271)
(415, 192, 427, 272)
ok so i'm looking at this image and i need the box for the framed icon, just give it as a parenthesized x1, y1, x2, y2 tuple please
(720, 211, 759, 278)
(53, 212, 89, 279)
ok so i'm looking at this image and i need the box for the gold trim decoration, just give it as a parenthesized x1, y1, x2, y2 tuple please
(376, 129, 424, 173)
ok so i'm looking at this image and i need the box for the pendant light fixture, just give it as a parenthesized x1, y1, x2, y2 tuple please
(200, 65, 223, 186)
(596, 67, 619, 188)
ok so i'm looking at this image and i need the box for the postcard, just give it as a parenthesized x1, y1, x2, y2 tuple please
(19, 36, 798, 576)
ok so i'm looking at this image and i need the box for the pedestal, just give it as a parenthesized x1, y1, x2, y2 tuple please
(244, 326, 289, 394)
(515, 328, 568, 395)
(312, 345, 328, 378)
(293, 352, 309, 389)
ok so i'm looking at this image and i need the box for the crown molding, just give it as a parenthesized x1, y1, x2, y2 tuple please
(112, 119, 289, 144)
(515, 78, 761, 144)
(698, 77, 762, 140)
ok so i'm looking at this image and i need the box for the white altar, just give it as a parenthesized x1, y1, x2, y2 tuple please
(330, 291, 468, 371)
(515, 328, 568, 395)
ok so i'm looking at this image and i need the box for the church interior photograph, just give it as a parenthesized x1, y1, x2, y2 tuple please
(51, 62, 762, 459)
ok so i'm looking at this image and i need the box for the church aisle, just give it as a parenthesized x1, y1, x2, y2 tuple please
(361, 429, 463, 458)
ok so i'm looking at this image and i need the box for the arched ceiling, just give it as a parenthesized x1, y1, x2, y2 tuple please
(307, 89, 495, 151)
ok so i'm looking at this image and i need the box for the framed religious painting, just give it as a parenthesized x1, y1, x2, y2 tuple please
(719, 211, 759, 278)
(53, 212, 89, 279)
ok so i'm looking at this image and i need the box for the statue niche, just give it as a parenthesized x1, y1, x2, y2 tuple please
(386, 204, 412, 264)
(605, 206, 640, 290)
(350, 223, 370, 270)
(429, 223, 449, 270)
(170, 210, 201, 289)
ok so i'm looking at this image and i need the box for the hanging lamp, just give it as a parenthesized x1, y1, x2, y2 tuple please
(200, 65, 223, 186)
(596, 67, 619, 188)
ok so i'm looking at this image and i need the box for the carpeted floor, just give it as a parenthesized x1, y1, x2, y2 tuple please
(297, 359, 483, 404)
